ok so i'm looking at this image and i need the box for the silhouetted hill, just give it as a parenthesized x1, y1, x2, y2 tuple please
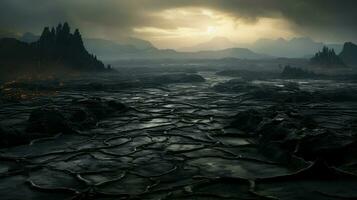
(123, 37, 155, 50)
(0, 23, 107, 78)
(179, 36, 344, 58)
(34, 23, 106, 71)
(115, 47, 269, 60)
(1, 31, 346, 60)
(339, 42, 357, 66)
(82, 37, 269, 61)
(16, 32, 155, 51)
(250, 37, 343, 58)
(179, 37, 237, 52)
(84, 40, 270, 61)
(84, 38, 153, 61)
(310, 46, 345, 67)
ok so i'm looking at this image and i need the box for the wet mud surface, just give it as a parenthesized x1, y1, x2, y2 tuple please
(1, 72, 357, 199)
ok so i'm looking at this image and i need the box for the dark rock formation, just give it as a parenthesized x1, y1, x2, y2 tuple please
(339, 42, 357, 66)
(281, 65, 318, 79)
(230, 109, 264, 132)
(310, 46, 346, 67)
(73, 98, 126, 120)
(35, 23, 105, 71)
(26, 107, 75, 135)
(230, 106, 357, 165)
(27, 98, 127, 135)
(0, 22, 108, 79)
(1, 98, 126, 148)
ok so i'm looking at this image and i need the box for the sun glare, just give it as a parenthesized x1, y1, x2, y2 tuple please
(206, 26, 217, 35)
(133, 8, 296, 49)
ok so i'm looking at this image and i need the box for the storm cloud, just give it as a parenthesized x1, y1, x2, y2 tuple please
(0, 0, 356, 43)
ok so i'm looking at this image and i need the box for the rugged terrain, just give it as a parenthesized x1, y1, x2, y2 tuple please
(1, 70, 357, 199)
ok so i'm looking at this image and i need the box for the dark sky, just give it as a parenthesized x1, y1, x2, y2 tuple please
(1, 0, 356, 48)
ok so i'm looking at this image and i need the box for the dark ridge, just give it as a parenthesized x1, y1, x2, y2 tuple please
(0, 22, 109, 79)
(310, 46, 346, 67)
(339, 42, 357, 66)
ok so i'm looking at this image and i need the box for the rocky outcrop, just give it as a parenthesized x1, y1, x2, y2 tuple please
(310, 46, 346, 67)
(0, 22, 109, 79)
(27, 98, 127, 134)
(1, 98, 126, 147)
(26, 107, 75, 135)
(230, 106, 357, 165)
(339, 42, 357, 66)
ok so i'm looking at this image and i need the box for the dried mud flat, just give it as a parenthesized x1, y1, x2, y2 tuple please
(1, 72, 357, 200)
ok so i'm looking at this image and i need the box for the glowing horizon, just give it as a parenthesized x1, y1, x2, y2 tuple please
(132, 8, 298, 49)
(1, 0, 356, 49)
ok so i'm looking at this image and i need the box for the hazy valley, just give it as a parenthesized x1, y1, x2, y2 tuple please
(1, 1, 357, 199)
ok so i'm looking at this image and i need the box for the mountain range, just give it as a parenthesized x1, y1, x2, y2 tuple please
(178, 37, 237, 52)
(81, 37, 270, 61)
(180, 37, 343, 58)
(10, 33, 268, 61)
(0, 30, 354, 63)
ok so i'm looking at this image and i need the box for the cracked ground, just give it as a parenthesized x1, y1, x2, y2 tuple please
(1, 72, 357, 200)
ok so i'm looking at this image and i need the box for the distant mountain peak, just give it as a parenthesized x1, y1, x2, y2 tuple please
(121, 37, 155, 50)
(179, 36, 237, 52)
